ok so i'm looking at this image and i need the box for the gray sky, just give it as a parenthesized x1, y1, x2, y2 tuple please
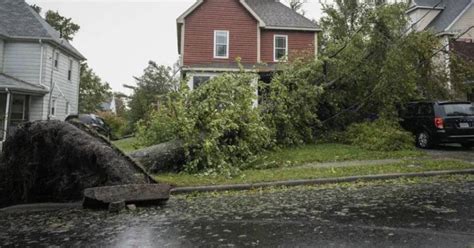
(26, 0, 326, 94)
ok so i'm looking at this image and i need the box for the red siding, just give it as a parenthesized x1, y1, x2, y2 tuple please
(260, 30, 315, 64)
(183, 0, 258, 66)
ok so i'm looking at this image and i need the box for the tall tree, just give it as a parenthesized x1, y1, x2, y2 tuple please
(128, 61, 177, 124)
(79, 63, 112, 113)
(45, 10, 80, 41)
(289, 0, 305, 15)
(29, 4, 42, 14)
(317, 1, 451, 129)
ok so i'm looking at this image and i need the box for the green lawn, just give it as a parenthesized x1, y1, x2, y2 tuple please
(112, 137, 141, 153)
(248, 143, 424, 169)
(156, 159, 473, 187)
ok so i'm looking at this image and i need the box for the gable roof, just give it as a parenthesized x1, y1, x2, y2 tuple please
(245, 0, 319, 30)
(408, 0, 473, 34)
(0, 73, 49, 95)
(177, 0, 320, 31)
(0, 0, 85, 60)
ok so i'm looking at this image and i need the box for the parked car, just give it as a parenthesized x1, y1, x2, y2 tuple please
(400, 101, 474, 149)
(65, 114, 112, 139)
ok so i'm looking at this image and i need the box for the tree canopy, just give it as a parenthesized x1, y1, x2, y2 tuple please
(128, 61, 178, 124)
(79, 63, 112, 113)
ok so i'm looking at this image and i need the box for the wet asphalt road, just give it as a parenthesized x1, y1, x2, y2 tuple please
(1, 176, 474, 248)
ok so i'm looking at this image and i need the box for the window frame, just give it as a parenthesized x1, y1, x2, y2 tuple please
(213, 30, 229, 59)
(273, 34, 288, 62)
(51, 98, 56, 116)
(68, 59, 73, 81)
(65, 101, 70, 115)
(54, 52, 60, 69)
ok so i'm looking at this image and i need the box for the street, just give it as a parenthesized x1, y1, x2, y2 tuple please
(1, 176, 473, 247)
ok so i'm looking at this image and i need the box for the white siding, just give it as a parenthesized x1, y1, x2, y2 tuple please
(407, 9, 442, 32)
(29, 96, 45, 120)
(449, 4, 474, 39)
(3, 42, 42, 84)
(0, 39, 4, 72)
(41, 44, 80, 120)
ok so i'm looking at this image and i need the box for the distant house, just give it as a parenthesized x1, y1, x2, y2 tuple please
(176, 0, 321, 89)
(0, 0, 85, 142)
(407, 0, 474, 100)
(100, 96, 117, 114)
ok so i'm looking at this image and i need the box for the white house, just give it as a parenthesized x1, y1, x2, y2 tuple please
(407, 0, 474, 100)
(0, 0, 85, 142)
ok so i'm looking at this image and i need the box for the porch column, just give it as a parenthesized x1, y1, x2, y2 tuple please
(3, 90, 10, 142)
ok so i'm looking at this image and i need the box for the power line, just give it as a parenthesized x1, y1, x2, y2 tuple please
(320, 25, 474, 124)
(320, 0, 444, 88)
(325, 0, 442, 60)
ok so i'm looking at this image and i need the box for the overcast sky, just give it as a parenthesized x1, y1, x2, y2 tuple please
(25, 0, 327, 94)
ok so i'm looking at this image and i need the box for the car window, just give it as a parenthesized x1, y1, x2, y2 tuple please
(442, 103, 474, 116)
(417, 103, 433, 116)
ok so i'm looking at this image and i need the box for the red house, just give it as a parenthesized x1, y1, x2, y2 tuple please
(177, 0, 321, 89)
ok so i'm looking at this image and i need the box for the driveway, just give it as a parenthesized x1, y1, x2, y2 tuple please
(1, 176, 473, 247)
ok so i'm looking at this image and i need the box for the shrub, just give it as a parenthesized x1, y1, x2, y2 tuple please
(96, 111, 128, 139)
(260, 57, 325, 146)
(136, 106, 180, 147)
(344, 118, 415, 151)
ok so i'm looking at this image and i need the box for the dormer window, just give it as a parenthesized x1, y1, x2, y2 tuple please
(274, 35, 288, 62)
(214, 30, 229, 59)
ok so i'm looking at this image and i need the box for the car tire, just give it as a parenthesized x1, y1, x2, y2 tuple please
(461, 143, 473, 150)
(416, 131, 433, 149)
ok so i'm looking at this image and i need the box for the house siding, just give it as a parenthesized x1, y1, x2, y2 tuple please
(407, 9, 442, 32)
(29, 96, 44, 120)
(183, 0, 259, 66)
(260, 30, 315, 64)
(3, 42, 41, 84)
(449, 4, 474, 39)
(41, 45, 80, 121)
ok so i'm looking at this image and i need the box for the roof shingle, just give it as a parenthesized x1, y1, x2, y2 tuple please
(0, 73, 49, 94)
(245, 0, 320, 30)
(0, 0, 85, 59)
(410, 0, 472, 33)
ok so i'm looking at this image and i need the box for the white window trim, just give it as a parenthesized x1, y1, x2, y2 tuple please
(274, 34, 288, 62)
(65, 101, 70, 115)
(214, 30, 229, 59)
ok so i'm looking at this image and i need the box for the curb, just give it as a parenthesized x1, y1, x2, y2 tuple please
(0, 202, 82, 214)
(170, 168, 474, 194)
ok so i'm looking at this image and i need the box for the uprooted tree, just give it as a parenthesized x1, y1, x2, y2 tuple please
(0, 121, 154, 207)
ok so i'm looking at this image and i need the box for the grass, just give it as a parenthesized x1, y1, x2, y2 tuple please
(249, 143, 424, 168)
(112, 137, 141, 153)
(156, 159, 473, 187)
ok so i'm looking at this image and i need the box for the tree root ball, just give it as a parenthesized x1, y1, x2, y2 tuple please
(0, 121, 154, 207)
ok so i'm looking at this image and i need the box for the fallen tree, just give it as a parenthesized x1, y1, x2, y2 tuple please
(0, 121, 156, 207)
(129, 139, 186, 173)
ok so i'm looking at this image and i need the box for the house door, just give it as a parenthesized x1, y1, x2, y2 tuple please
(8, 95, 29, 135)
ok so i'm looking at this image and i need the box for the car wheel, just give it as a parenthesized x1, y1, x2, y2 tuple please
(461, 143, 473, 150)
(416, 131, 433, 149)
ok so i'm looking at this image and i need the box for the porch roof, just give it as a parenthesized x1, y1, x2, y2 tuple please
(0, 73, 49, 95)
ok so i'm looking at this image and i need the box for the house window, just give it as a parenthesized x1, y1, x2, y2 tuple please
(54, 52, 60, 69)
(65, 102, 70, 115)
(274, 35, 288, 62)
(214, 30, 229, 59)
(193, 76, 210, 89)
(68, 59, 73, 81)
(51, 99, 56, 116)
